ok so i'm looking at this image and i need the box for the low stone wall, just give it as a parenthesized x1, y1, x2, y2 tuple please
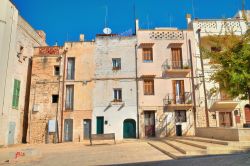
(196, 127, 250, 141)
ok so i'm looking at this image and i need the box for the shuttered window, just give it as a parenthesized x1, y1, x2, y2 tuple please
(143, 48, 153, 62)
(171, 48, 183, 69)
(12, 79, 21, 109)
(144, 79, 154, 95)
(113, 89, 122, 102)
(67, 58, 75, 80)
(65, 85, 74, 110)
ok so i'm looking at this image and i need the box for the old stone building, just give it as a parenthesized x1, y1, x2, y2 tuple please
(187, 12, 250, 140)
(136, 20, 197, 138)
(0, 0, 46, 146)
(92, 35, 138, 140)
(27, 37, 94, 143)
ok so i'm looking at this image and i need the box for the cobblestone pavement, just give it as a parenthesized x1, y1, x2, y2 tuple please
(0, 140, 250, 166)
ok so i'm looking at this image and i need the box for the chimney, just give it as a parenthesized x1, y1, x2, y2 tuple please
(80, 34, 84, 42)
(36, 30, 46, 43)
(135, 19, 139, 34)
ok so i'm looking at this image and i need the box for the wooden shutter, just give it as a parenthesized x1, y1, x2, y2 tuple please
(144, 80, 154, 95)
(171, 48, 182, 69)
(172, 80, 176, 104)
(12, 80, 20, 108)
(180, 80, 185, 103)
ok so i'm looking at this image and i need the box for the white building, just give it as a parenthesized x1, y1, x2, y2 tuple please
(187, 12, 249, 128)
(0, 0, 46, 146)
(92, 35, 138, 140)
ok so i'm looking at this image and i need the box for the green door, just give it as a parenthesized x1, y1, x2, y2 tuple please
(96, 117, 104, 134)
(123, 119, 136, 138)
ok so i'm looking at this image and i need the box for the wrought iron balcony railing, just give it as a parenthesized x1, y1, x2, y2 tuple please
(163, 92, 193, 106)
(162, 60, 191, 71)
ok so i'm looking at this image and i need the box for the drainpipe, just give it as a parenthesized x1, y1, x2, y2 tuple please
(135, 43, 140, 139)
(188, 39, 197, 129)
(60, 49, 67, 143)
(55, 54, 62, 144)
(197, 29, 210, 127)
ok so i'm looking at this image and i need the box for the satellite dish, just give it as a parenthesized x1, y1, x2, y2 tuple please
(103, 27, 112, 34)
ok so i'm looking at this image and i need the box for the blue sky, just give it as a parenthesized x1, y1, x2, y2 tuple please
(12, 0, 249, 45)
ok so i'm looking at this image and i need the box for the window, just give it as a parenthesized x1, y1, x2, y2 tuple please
(52, 95, 59, 103)
(144, 79, 154, 95)
(67, 58, 75, 80)
(112, 58, 121, 70)
(54, 66, 60, 76)
(173, 80, 185, 104)
(65, 85, 74, 110)
(143, 48, 153, 62)
(113, 89, 122, 102)
(171, 48, 183, 69)
(17, 46, 24, 62)
(175, 110, 187, 123)
(12, 79, 21, 109)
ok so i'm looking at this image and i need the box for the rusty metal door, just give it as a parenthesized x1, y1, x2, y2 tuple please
(219, 112, 232, 127)
(144, 112, 155, 137)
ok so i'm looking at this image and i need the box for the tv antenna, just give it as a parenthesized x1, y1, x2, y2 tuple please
(103, 5, 112, 34)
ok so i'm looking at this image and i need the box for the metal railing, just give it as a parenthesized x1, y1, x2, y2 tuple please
(163, 92, 193, 105)
(162, 60, 191, 71)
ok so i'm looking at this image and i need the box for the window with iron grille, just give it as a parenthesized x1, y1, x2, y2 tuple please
(144, 79, 154, 95)
(67, 58, 75, 80)
(65, 85, 74, 110)
(112, 58, 121, 70)
(113, 89, 122, 102)
(143, 48, 153, 62)
(175, 110, 187, 122)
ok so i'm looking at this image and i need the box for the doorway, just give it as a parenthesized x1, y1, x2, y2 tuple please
(144, 111, 155, 137)
(123, 119, 136, 139)
(219, 112, 233, 127)
(64, 119, 73, 142)
(83, 119, 91, 140)
(8, 122, 16, 145)
(96, 116, 104, 134)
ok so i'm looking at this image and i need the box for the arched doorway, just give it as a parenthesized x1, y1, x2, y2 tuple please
(123, 119, 136, 139)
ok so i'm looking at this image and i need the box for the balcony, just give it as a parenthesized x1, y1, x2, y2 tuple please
(163, 92, 193, 110)
(162, 60, 191, 76)
(208, 95, 240, 112)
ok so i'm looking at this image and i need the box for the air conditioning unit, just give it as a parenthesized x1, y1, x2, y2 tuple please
(33, 104, 40, 112)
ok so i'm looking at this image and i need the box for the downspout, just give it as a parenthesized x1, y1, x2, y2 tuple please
(135, 43, 140, 139)
(55, 55, 62, 144)
(188, 38, 197, 129)
(197, 29, 210, 127)
(60, 50, 67, 143)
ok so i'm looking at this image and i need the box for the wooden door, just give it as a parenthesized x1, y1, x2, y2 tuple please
(219, 112, 233, 127)
(83, 119, 91, 140)
(144, 112, 155, 137)
(96, 117, 104, 134)
(64, 119, 73, 142)
(171, 48, 183, 69)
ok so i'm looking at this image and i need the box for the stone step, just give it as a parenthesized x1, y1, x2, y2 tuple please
(162, 139, 207, 156)
(168, 138, 207, 149)
(179, 136, 228, 145)
(147, 141, 185, 159)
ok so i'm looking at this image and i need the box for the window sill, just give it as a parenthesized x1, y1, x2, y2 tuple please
(144, 94, 155, 96)
(64, 109, 74, 112)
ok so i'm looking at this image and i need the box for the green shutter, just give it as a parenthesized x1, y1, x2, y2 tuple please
(12, 79, 21, 109)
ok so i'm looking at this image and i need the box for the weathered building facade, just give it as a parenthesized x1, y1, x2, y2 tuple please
(92, 35, 138, 140)
(27, 37, 94, 143)
(0, 0, 46, 146)
(136, 20, 197, 138)
(187, 13, 249, 129)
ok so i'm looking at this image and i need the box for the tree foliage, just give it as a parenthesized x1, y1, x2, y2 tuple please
(201, 30, 250, 101)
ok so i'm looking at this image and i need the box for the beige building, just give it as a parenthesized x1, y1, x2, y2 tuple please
(0, 0, 46, 146)
(27, 36, 94, 144)
(136, 20, 197, 138)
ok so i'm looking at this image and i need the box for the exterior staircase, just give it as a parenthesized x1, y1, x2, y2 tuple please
(147, 136, 250, 159)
